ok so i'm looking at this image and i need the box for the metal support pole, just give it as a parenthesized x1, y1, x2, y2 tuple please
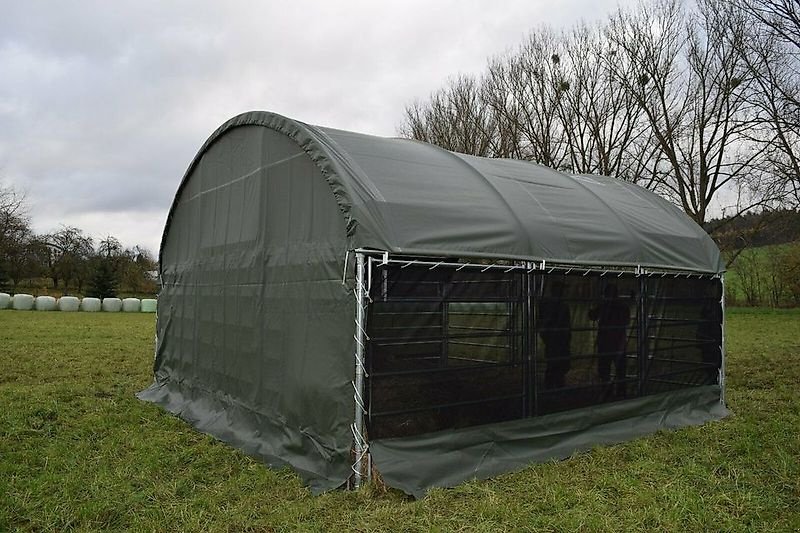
(719, 274, 726, 405)
(638, 272, 647, 396)
(531, 271, 539, 417)
(352, 252, 369, 488)
(521, 264, 530, 416)
(440, 298, 449, 368)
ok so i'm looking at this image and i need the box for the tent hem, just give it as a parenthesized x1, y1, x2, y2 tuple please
(137, 378, 351, 495)
(370, 385, 728, 498)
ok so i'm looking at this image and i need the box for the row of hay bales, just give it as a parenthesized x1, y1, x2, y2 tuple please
(0, 293, 156, 313)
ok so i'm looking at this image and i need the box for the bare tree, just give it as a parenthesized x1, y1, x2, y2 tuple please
(732, 0, 800, 207)
(493, 28, 571, 167)
(605, 0, 775, 225)
(3, 236, 46, 289)
(0, 184, 29, 253)
(408, 23, 661, 184)
(732, 247, 764, 305)
(400, 74, 497, 156)
(783, 243, 800, 305)
(559, 23, 656, 183)
(97, 235, 122, 259)
(0, 184, 35, 286)
(480, 55, 526, 159)
(400, 0, 794, 230)
(119, 245, 158, 294)
(741, 0, 800, 58)
(46, 226, 94, 291)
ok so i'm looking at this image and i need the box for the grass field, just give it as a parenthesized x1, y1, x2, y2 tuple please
(1, 309, 799, 532)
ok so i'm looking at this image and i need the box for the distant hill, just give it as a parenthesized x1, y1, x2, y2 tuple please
(707, 209, 800, 249)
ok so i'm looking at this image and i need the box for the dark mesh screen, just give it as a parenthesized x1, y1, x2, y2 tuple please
(643, 277, 722, 394)
(365, 260, 722, 439)
(534, 273, 640, 415)
(367, 265, 524, 439)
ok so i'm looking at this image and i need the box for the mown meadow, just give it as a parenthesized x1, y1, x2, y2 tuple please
(1, 308, 798, 531)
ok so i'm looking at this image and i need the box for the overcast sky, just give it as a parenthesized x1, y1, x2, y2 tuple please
(1, 0, 632, 255)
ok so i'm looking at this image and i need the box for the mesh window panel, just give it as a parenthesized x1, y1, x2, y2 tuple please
(364, 258, 722, 439)
(369, 301, 443, 373)
(643, 277, 722, 395)
(534, 273, 640, 415)
(366, 263, 524, 439)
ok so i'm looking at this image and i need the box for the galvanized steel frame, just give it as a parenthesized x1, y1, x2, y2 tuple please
(351, 253, 370, 488)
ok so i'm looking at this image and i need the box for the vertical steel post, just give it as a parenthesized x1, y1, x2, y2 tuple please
(531, 271, 539, 417)
(638, 271, 647, 396)
(521, 264, 530, 416)
(366, 258, 374, 432)
(719, 274, 726, 405)
(441, 283, 449, 369)
(352, 252, 369, 488)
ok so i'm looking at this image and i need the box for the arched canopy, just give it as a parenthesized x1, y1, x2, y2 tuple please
(162, 111, 723, 274)
(147, 111, 727, 495)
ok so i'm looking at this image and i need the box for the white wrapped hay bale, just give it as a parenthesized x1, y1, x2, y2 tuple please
(122, 298, 141, 312)
(0, 292, 10, 309)
(81, 297, 102, 312)
(58, 296, 81, 312)
(102, 297, 122, 312)
(140, 298, 157, 313)
(35, 296, 57, 311)
(12, 293, 35, 310)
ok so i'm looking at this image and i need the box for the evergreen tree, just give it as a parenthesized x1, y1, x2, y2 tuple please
(87, 259, 117, 299)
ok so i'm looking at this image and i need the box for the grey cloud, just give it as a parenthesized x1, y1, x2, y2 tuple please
(0, 0, 628, 255)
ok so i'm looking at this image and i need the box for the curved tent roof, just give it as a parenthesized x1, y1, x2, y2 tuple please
(164, 111, 723, 274)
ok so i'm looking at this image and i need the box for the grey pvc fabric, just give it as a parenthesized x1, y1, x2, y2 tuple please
(157, 111, 723, 274)
(138, 124, 356, 492)
(372, 385, 728, 498)
(323, 130, 723, 273)
(139, 110, 725, 496)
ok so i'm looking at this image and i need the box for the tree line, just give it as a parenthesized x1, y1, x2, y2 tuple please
(710, 208, 800, 248)
(0, 184, 157, 298)
(401, 0, 800, 233)
(728, 242, 800, 306)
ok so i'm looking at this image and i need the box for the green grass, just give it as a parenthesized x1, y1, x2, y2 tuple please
(1, 308, 799, 532)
